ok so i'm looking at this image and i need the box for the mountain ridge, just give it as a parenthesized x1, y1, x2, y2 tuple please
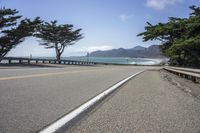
(89, 45, 164, 58)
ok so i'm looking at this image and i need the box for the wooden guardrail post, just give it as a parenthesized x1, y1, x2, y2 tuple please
(1, 57, 95, 66)
(191, 76, 196, 83)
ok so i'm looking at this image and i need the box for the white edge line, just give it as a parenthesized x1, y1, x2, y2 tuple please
(39, 70, 145, 133)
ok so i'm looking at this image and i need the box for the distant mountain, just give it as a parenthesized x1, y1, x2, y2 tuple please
(131, 46, 146, 51)
(89, 45, 164, 58)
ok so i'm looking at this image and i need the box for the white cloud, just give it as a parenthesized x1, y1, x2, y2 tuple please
(146, 0, 183, 10)
(87, 45, 113, 53)
(119, 14, 132, 22)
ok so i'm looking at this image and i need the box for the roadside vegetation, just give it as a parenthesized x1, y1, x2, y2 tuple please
(0, 8, 41, 58)
(35, 21, 83, 63)
(138, 5, 200, 68)
(0, 7, 83, 63)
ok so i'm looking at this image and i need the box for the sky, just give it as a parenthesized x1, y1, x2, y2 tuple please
(1, 0, 199, 57)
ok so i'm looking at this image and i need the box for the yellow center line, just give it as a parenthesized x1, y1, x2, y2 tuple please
(0, 68, 110, 81)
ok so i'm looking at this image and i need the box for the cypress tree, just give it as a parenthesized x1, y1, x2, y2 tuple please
(138, 5, 200, 68)
(35, 20, 83, 63)
(0, 7, 41, 58)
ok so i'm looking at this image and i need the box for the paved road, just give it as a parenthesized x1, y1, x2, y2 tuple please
(0, 65, 152, 133)
(69, 70, 200, 133)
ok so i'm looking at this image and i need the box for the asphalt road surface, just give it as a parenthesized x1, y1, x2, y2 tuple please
(0, 65, 151, 133)
(69, 70, 200, 133)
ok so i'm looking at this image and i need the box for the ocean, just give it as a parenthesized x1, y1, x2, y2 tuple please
(1, 56, 167, 65)
(63, 57, 167, 65)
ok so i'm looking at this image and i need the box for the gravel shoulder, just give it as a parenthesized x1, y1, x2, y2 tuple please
(68, 70, 200, 133)
(161, 69, 200, 99)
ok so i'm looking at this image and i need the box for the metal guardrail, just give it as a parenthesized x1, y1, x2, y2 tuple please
(0, 57, 95, 65)
(164, 67, 200, 83)
(168, 67, 200, 74)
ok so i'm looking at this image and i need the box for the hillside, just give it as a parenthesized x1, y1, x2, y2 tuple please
(89, 45, 163, 58)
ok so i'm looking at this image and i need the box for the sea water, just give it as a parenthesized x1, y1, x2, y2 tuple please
(1, 56, 166, 65)
(63, 57, 166, 65)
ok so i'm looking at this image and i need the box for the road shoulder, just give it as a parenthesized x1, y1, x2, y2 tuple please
(68, 70, 200, 133)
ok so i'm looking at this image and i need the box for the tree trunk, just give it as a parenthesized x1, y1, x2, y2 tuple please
(56, 53, 61, 64)
(55, 44, 61, 64)
(55, 44, 65, 64)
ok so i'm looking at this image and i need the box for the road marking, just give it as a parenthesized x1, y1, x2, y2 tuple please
(38, 70, 145, 133)
(0, 68, 113, 81)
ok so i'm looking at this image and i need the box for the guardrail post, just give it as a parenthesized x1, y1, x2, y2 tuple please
(1, 57, 96, 66)
(191, 76, 196, 83)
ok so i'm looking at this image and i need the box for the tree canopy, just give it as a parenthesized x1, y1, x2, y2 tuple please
(138, 6, 200, 68)
(35, 20, 83, 62)
(0, 7, 41, 58)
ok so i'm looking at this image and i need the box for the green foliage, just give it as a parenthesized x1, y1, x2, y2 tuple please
(0, 7, 41, 58)
(35, 20, 83, 62)
(138, 5, 200, 68)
